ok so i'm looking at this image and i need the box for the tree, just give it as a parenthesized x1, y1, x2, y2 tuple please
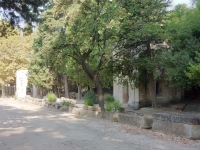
(0, 0, 49, 25)
(113, 0, 171, 108)
(0, 31, 34, 97)
(28, 5, 65, 92)
(186, 52, 200, 85)
(53, 0, 119, 111)
(163, 2, 200, 89)
(0, 19, 17, 37)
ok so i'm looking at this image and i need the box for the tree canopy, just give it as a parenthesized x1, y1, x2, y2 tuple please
(0, 0, 49, 25)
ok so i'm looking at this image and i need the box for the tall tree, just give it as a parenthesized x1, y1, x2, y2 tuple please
(0, 30, 34, 97)
(54, 0, 118, 111)
(114, 0, 171, 108)
(28, 5, 65, 91)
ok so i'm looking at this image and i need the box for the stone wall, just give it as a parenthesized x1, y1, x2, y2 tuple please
(113, 81, 140, 108)
(156, 80, 184, 104)
(152, 113, 200, 139)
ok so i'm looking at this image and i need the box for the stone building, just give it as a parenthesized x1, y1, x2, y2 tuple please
(114, 79, 184, 108)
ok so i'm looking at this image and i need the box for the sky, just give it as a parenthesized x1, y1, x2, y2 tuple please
(172, 0, 192, 8)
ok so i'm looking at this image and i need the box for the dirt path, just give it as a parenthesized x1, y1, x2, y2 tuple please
(0, 98, 199, 150)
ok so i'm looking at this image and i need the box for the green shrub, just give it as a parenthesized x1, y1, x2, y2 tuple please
(62, 101, 71, 106)
(104, 94, 114, 103)
(46, 92, 57, 102)
(84, 91, 97, 101)
(106, 101, 122, 112)
(84, 99, 95, 106)
(83, 91, 97, 106)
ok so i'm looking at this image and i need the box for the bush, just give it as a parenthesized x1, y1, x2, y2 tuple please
(106, 101, 122, 112)
(103, 94, 114, 103)
(84, 99, 95, 106)
(62, 100, 71, 106)
(83, 91, 97, 106)
(46, 92, 57, 102)
(84, 91, 97, 101)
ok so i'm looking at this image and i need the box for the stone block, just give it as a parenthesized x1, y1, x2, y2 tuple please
(118, 113, 153, 129)
(55, 104, 62, 110)
(69, 107, 82, 115)
(152, 113, 200, 139)
(59, 106, 69, 112)
(152, 120, 200, 139)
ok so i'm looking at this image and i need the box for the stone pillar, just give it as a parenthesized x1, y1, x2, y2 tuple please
(122, 82, 129, 103)
(113, 81, 123, 103)
(16, 70, 28, 98)
(128, 87, 139, 109)
(33, 85, 38, 98)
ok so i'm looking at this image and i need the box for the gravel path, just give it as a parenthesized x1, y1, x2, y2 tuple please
(0, 98, 199, 150)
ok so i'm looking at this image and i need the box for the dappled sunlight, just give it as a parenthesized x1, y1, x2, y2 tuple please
(22, 143, 34, 150)
(0, 127, 26, 137)
(50, 131, 66, 139)
(32, 127, 44, 133)
(103, 136, 124, 142)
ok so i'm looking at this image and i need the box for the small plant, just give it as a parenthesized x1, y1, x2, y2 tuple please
(83, 91, 97, 106)
(84, 99, 95, 106)
(62, 100, 71, 106)
(106, 101, 122, 112)
(84, 91, 97, 101)
(46, 92, 57, 102)
(104, 94, 114, 103)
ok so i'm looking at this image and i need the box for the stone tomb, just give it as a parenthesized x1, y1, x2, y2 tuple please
(152, 113, 200, 139)
(16, 70, 28, 98)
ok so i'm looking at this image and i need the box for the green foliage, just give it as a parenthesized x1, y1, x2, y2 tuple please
(0, 26, 34, 85)
(106, 101, 122, 112)
(163, 2, 200, 88)
(84, 99, 95, 106)
(28, 6, 66, 90)
(0, 0, 49, 25)
(83, 91, 97, 105)
(0, 20, 18, 37)
(186, 52, 200, 85)
(46, 92, 57, 102)
(103, 94, 114, 103)
(53, 0, 119, 88)
(113, 0, 170, 85)
(62, 101, 71, 107)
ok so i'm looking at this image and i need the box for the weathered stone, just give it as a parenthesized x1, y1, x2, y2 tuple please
(152, 113, 200, 139)
(55, 104, 62, 110)
(153, 113, 200, 125)
(152, 119, 200, 139)
(82, 105, 88, 110)
(70, 107, 82, 115)
(60, 106, 69, 112)
(118, 113, 153, 129)
(153, 113, 172, 122)
(171, 114, 200, 125)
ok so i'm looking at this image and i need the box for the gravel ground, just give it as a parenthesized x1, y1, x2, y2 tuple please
(0, 98, 200, 150)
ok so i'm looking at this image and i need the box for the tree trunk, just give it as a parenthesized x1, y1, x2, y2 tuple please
(2, 85, 5, 98)
(81, 61, 105, 111)
(149, 72, 157, 108)
(64, 75, 69, 98)
(89, 86, 94, 92)
(77, 84, 82, 100)
(146, 40, 157, 108)
(95, 78, 105, 112)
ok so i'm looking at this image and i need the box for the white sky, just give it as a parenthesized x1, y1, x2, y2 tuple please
(172, 0, 192, 7)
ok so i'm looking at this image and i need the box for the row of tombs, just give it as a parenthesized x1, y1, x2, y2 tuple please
(114, 79, 184, 108)
(15, 70, 185, 109)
